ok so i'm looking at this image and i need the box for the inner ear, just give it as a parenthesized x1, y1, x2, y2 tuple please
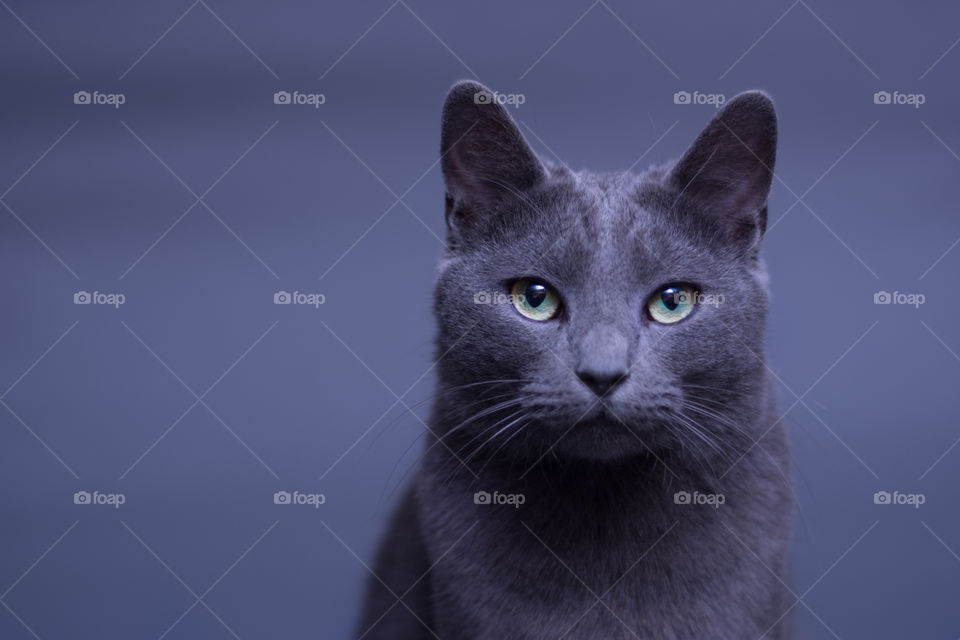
(667, 91, 777, 250)
(440, 81, 546, 240)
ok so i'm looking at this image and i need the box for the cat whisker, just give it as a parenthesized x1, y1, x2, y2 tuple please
(440, 378, 531, 393)
(385, 397, 529, 495)
(680, 401, 751, 439)
(450, 408, 526, 459)
(462, 413, 528, 466)
(475, 419, 530, 477)
(366, 390, 516, 456)
(442, 397, 531, 445)
(435, 400, 534, 486)
(680, 383, 755, 399)
(671, 412, 739, 472)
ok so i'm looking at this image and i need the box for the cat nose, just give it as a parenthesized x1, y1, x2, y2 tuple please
(576, 369, 629, 397)
(575, 324, 631, 397)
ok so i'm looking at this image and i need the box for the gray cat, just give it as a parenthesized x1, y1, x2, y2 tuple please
(358, 80, 793, 640)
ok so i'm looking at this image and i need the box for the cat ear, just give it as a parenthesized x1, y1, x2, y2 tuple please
(440, 81, 546, 238)
(667, 91, 777, 250)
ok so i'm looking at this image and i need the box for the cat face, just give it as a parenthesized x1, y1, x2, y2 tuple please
(433, 82, 777, 463)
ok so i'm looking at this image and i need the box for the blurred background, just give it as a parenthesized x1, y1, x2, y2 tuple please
(0, 1, 958, 637)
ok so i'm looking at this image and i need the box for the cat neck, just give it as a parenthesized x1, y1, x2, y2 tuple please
(422, 439, 749, 517)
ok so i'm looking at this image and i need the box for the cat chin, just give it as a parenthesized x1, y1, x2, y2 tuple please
(539, 417, 665, 462)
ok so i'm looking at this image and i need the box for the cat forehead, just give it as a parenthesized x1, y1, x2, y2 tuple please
(497, 168, 698, 281)
(537, 168, 643, 225)
(540, 168, 678, 248)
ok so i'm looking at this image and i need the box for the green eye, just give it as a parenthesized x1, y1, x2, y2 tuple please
(647, 284, 697, 324)
(510, 279, 560, 321)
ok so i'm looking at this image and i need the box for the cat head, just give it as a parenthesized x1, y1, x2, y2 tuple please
(433, 81, 777, 464)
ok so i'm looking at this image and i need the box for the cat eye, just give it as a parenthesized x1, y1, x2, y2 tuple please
(510, 279, 560, 321)
(647, 284, 698, 324)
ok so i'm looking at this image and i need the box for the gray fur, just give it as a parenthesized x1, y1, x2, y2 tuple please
(358, 81, 792, 640)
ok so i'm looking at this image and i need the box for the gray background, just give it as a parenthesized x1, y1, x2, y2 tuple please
(1, 0, 958, 638)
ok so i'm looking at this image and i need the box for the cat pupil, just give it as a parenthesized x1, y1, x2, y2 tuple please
(525, 283, 547, 307)
(661, 288, 680, 311)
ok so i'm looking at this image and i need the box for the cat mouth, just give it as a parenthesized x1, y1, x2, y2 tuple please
(575, 400, 631, 425)
(562, 400, 675, 440)
(569, 403, 634, 433)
